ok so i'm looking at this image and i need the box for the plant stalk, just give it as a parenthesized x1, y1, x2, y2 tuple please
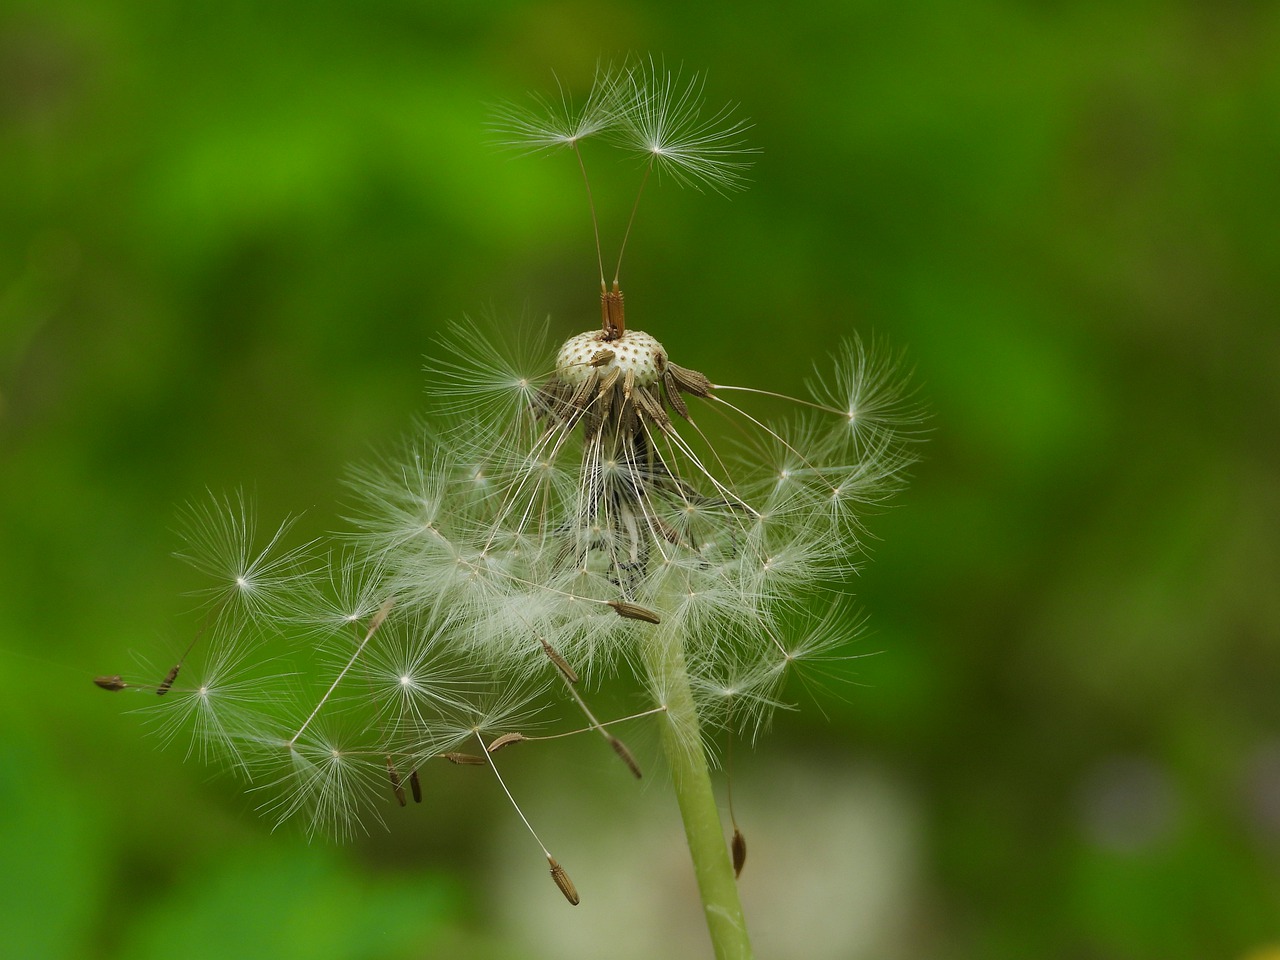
(647, 623, 753, 960)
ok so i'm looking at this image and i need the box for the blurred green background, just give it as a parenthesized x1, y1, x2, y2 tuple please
(2, 1, 1278, 958)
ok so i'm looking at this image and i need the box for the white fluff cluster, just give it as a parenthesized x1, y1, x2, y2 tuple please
(350, 319, 918, 727)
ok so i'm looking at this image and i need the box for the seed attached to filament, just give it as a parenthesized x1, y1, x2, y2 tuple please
(156, 664, 181, 695)
(93, 675, 128, 691)
(608, 735, 643, 779)
(487, 732, 528, 754)
(731, 828, 747, 878)
(539, 638, 579, 684)
(548, 856, 580, 905)
(441, 752, 487, 765)
(386, 757, 407, 807)
(607, 600, 661, 624)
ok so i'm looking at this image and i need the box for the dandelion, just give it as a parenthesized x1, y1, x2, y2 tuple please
(98, 61, 918, 959)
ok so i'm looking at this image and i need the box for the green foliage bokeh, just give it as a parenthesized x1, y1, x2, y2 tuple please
(2, 2, 1278, 958)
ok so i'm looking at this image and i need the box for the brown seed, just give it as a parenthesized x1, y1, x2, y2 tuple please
(589, 349, 615, 367)
(668, 362, 712, 398)
(596, 366, 620, 399)
(595, 373, 617, 424)
(607, 600, 661, 624)
(731, 828, 747, 878)
(440, 752, 487, 765)
(386, 757, 407, 807)
(534, 383, 566, 418)
(487, 732, 527, 754)
(93, 675, 128, 692)
(548, 856, 580, 905)
(567, 371, 599, 415)
(409, 768, 422, 803)
(156, 663, 181, 696)
(608, 736, 643, 779)
(539, 638, 579, 684)
(662, 369, 691, 421)
(634, 386, 669, 428)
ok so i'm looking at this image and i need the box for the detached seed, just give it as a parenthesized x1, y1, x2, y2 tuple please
(93, 675, 127, 692)
(608, 736, 643, 779)
(409, 768, 422, 803)
(156, 664, 181, 696)
(487, 732, 528, 754)
(731, 828, 747, 878)
(386, 757, 407, 807)
(539, 638, 579, 684)
(548, 856, 580, 906)
(441, 752, 487, 766)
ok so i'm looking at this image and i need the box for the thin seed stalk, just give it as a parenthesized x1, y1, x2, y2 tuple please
(645, 622, 753, 960)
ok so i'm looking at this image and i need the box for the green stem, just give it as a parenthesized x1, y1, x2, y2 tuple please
(646, 624, 753, 960)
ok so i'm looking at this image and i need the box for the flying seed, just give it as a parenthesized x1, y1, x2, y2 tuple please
(539, 638, 579, 684)
(731, 827, 747, 878)
(156, 663, 181, 695)
(409, 768, 422, 803)
(607, 600, 662, 624)
(487, 732, 528, 754)
(441, 752, 487, 765)
(386, 757, 407, 807)
(608, 735, 643, 779)
(93, 675, 127, 691)
(548, 856, 580, 905)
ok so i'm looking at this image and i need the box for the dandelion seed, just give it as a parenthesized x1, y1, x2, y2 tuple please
(173, 491, 312, 624)
(608, 735, 643, 780)
(487, 732, 528, 753)
(409, 768, 422, 803)
(386, 756, 407, 807)
(731, 827, 747, 878)
(607, 600, 662, 624)
(441, 752, 487, 766)
(538, 637, 579, 684)
(94, 675, 127, 691)
(548, 856, 580, 906)
(156, 663, 181, 696)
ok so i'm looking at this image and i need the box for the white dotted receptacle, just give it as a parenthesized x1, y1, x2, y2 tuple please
(556, 330, 666, 387)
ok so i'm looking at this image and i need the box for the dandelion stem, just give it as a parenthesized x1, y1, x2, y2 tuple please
(645, 623, 753, 960)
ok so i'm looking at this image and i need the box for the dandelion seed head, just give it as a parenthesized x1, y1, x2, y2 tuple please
(108, 67, 918, 848)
